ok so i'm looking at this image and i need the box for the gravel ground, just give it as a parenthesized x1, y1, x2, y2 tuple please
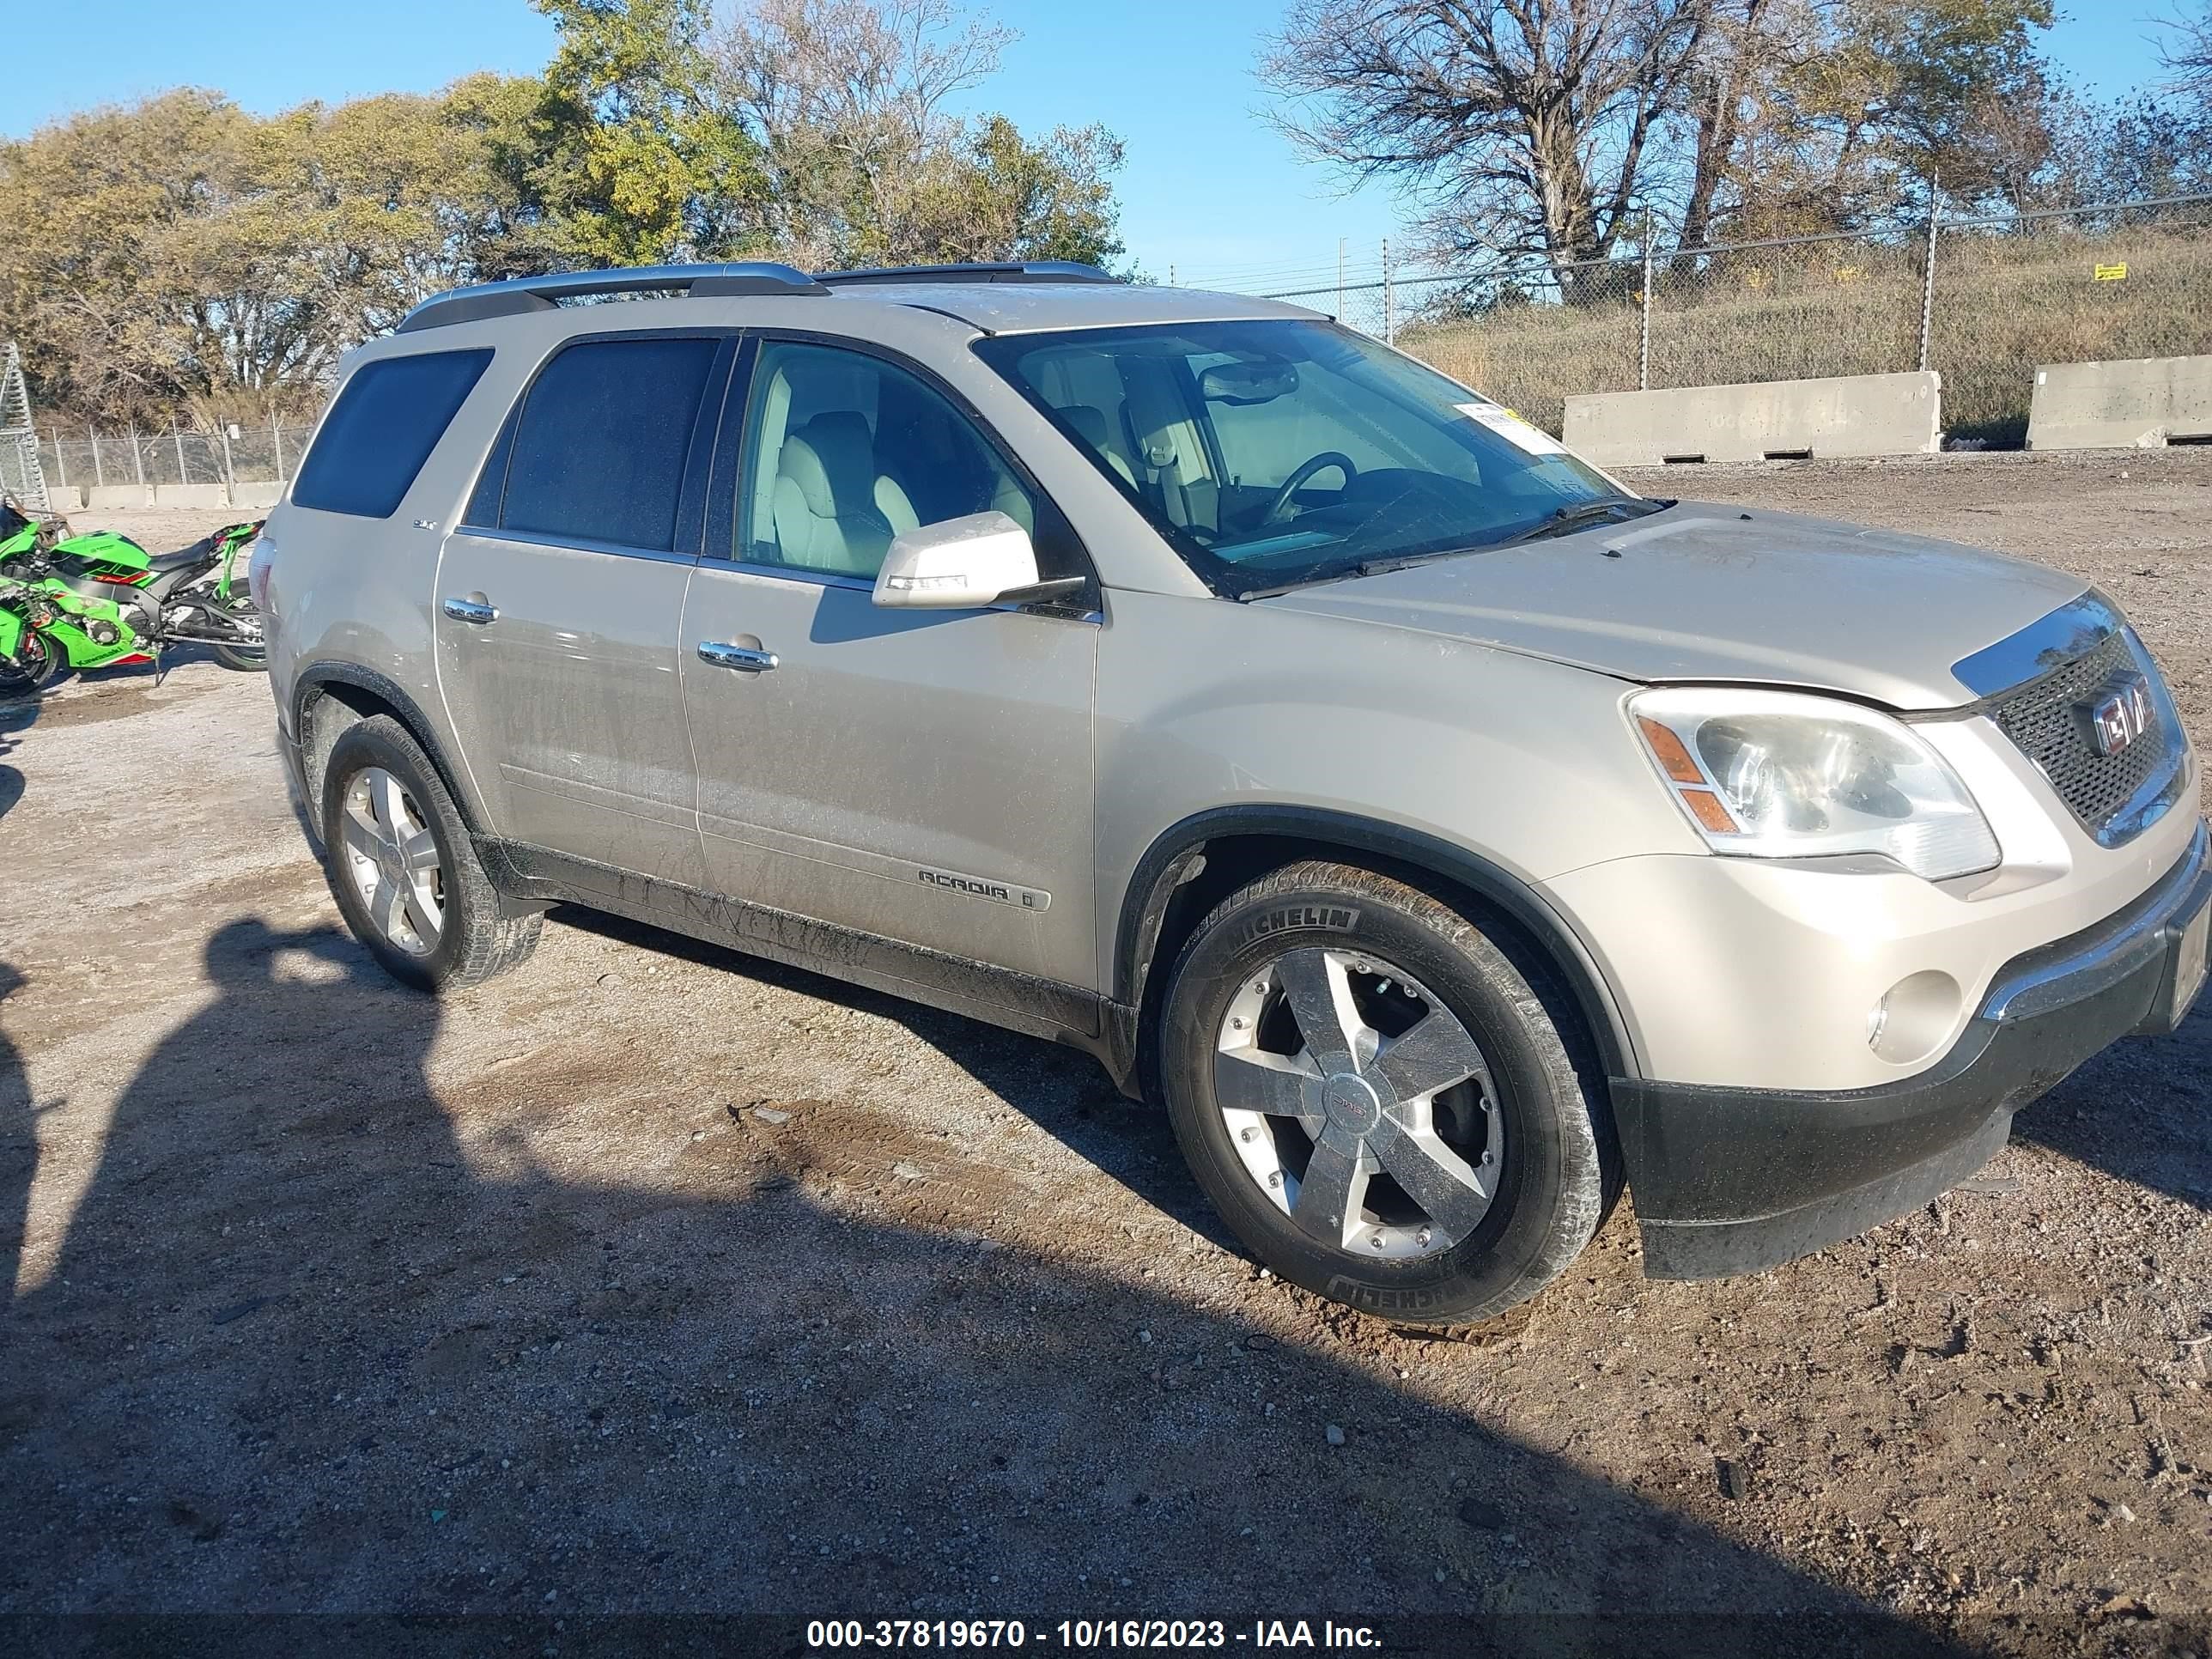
(3, 458, 2209, 1655)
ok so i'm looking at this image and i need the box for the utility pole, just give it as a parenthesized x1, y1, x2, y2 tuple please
(1336, 237, 1346, 322)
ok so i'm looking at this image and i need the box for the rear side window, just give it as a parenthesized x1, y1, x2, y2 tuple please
(292, 349, 491, 518)
(495, 337, 721, 552)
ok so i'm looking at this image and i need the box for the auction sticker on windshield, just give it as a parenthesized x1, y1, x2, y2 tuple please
(1455, 401, 1569, 457)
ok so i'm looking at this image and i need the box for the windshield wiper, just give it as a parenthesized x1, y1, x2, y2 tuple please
(1237, 540, 1489, 599)
(1234, 496, 1674, 599)
(1491, 495, 1669, 548)
(1333, 497, 1670, 580)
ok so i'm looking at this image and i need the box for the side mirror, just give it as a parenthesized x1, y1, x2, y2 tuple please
(872, 510, 1083, 610)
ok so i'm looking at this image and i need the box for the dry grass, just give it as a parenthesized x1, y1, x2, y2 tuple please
(1400, 220, 2212, 444)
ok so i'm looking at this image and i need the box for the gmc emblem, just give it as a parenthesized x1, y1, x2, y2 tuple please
(2080, 672, 2154, 757)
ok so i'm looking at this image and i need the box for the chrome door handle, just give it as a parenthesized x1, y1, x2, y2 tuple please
(442, 596, 497, 624)
(698, 641, 778, 672)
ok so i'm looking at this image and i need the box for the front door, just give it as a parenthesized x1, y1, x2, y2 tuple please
(434, 332, 729, 886)
(679, 337, 1099, 994)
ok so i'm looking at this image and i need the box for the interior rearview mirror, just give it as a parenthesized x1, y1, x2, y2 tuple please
(1200, 359, 1298, 405)
(872, 511, 1083, 611)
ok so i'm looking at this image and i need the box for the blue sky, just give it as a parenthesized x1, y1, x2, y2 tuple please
(1, 1, 2185, 285)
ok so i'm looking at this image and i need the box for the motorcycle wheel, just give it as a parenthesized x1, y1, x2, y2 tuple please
(0, 629, 63, 695)
(207, 590, 266, 673)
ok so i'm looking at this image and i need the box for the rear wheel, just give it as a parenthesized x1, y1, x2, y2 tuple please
(202, 585, 265, 672)
(1159, 860, 1615, 1329)
(321, 715, 541, 990)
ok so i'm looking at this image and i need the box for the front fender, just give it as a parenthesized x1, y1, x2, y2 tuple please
(1093, 592, 1699, 1075)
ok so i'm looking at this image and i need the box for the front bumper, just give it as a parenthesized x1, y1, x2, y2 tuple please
(1614, 819, 2211, 1279)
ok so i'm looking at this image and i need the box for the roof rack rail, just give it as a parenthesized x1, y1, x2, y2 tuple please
(816, 261, 1123, 288)
(396, 263, 828, 333)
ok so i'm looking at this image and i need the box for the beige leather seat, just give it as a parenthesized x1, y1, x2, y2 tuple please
(1061, 404, 1139, 489)
(873, 431, 1039, 538)
(770, 412, 895, 575)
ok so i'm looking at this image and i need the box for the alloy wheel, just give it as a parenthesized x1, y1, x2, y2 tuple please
(339, 766, 444, 956)
(1213, 947, 1502, 1258)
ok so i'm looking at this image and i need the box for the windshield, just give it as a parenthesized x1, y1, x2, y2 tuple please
(975, 318, 1635, 596)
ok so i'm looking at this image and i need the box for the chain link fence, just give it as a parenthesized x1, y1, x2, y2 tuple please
(33, 424, 315, 495)
(1231, 192, 2212, 445)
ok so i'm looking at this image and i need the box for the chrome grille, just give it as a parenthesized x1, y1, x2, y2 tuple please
(1988, 628, 2183, 844)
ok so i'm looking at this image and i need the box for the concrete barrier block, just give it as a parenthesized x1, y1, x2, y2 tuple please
(2027, 356, 2212, 451)
(87, 484, 155, 511)
(150, 483, 228, 510)
(34, 484, 85, 512)
(227, 482, 284, 511)
(1564, 372, 1943, 468)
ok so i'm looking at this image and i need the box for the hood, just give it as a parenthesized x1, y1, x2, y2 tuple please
(1260, 501, 2087, 709)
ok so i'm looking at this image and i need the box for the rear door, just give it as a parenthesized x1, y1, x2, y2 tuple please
(679, 336, 1101, 992)
(434, 331, 732, 886)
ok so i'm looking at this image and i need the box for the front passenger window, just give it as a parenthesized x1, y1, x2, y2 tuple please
(736, 342, 1037, 580)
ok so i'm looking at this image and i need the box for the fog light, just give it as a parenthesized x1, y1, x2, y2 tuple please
(1868, 971, 1962, 1065)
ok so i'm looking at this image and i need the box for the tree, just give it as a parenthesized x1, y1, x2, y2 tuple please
(1260, 0, 1722, 277)
(890, 117, 1127, 267)
(1262, 0, 2068, 268)
(714, 0, 1127, 270)
(2162, 2, 2212, 106)
(1679, 0, 1804, 248)
(2039, 86, 2212, 207)
(0, 0, 1131, 425)
(526, 0, 771, 263)
(0, 90, 305, 422)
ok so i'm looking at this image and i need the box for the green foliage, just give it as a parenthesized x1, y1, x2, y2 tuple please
(848, 118, 1127, 269)
(0, 0, 1129, 425)
(524, 0, 769, 263)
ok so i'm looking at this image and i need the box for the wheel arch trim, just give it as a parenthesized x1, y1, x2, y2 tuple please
(1113, 805, 1643, 1081)
(293, 663, 490, 836)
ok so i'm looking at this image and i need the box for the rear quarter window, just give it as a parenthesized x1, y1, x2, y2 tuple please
(291, 349, 493, 519)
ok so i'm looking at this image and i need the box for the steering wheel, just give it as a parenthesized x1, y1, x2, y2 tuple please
(1260, 452, 1357, 526)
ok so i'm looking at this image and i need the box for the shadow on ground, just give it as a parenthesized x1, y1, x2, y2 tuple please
(0, 916, 1978, 1656)
(2013, 997, 2212, 1212)
(0, 687, 37, 819)
(553, 905, 1241, 1249)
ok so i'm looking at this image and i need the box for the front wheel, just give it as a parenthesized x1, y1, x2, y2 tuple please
(0, 629, 64, 695)
(1158, 860, 1616, 1329)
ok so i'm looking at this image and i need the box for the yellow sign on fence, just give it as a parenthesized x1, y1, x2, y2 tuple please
(2095, 263, 2129, 281)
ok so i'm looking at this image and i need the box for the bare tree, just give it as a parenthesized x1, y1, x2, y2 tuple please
(1261, 0, 1720, 281)
(2163, 2, 2212, 105)
(714, 0, 1014, 263)
(1675, 0, 1840, 246)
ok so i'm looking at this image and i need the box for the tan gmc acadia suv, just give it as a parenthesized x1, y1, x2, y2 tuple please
(250, 259, 2209, 1330)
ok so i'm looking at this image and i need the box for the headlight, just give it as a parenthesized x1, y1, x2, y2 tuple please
(1629, 688, 2000, 880)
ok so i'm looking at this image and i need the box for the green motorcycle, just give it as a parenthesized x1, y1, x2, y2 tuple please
(0, 499, 265, 691)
